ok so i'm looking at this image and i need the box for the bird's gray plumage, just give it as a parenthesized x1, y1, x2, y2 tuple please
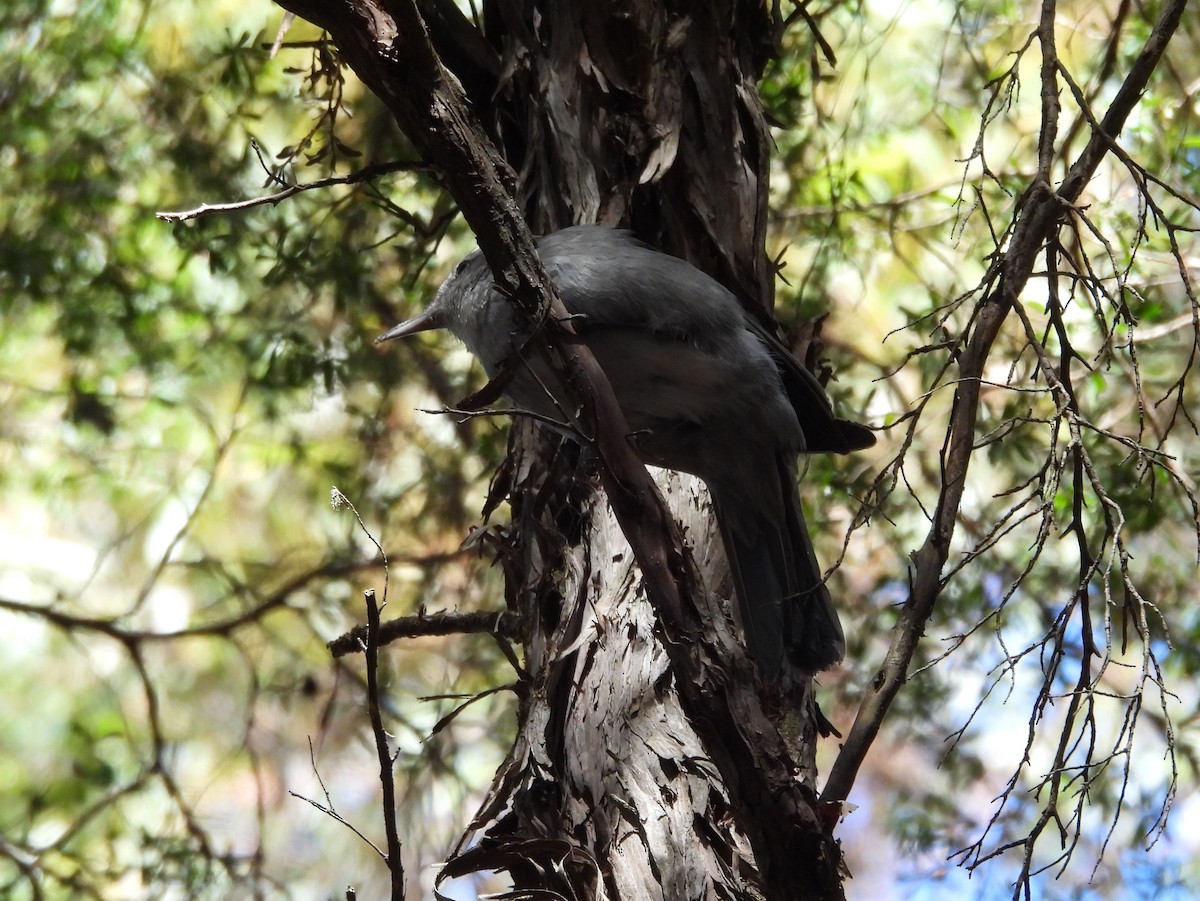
(378, 225, 873, 675)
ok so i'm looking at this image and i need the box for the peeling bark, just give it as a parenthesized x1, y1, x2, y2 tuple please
(449, 459, 766, 900)
(485, 0, 779, 317)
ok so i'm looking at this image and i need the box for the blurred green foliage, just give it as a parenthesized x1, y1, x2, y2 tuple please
(0, 0, 1197, 899)
(1, 1, 511, 898)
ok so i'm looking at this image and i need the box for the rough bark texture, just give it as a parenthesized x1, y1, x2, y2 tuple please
(446, 458, 770, 899)
(484, 0, 779, 318)
(466, 8, 837, 897)
(271, 1, 846, 898)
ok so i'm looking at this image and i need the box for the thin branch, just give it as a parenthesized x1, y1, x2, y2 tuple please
(328, 608, 521, 658)
(156, 160, 433, 222)
(363, 589, 406, 899)
(288, 792, 388, 860)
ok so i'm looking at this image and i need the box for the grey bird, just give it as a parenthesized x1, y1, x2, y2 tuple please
(377, 225, 873, 675)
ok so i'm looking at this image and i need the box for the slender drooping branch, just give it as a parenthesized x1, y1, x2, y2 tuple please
(822, 0, 1189, 806)
(156, 160, 430, 222)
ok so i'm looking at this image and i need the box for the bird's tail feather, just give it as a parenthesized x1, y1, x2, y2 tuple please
(712, 462, 845, 676)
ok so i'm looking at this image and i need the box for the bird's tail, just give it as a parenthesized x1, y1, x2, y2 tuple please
(711, 460, 845, 676)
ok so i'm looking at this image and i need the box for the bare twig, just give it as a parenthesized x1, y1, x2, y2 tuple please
(327, 608, 521, 657)
(156, 160, 432, 222)
(325, 489, 404, 892)
(363, 589, 405, 899)
(289, 792, 387, 860)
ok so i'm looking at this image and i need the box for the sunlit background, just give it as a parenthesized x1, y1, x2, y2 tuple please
(1, 1, 1197, 898)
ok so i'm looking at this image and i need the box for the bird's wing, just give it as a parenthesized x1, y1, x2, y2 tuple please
(745, 318, 875, 454)
(538, 226, 744, 348)
(538, 225, 875, 454)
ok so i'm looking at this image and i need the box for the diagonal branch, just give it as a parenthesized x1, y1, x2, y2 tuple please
(156, 160, 432, 222)
(822, 0, 1189, 806)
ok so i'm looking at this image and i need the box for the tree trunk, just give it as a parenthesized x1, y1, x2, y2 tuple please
(272, 1, 846, 897)
(450, 5, 837, 898)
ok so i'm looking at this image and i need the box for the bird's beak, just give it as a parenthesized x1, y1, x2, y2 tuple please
(374, 308, 447, 344)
